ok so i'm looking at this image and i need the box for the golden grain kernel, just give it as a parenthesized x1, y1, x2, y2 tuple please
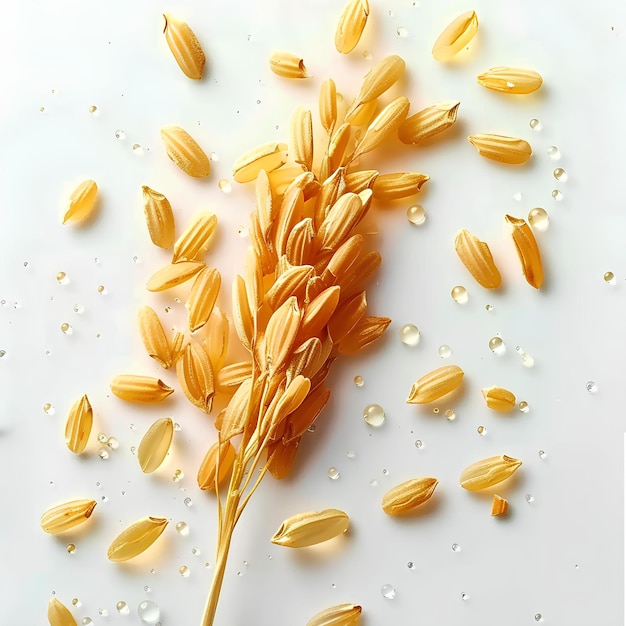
(345, 98, 378, 127)
(160, 125, 211, 177)
(186, 266, 221, 332)
(318, 192, 366, 252)
(172, 211, 218, 262)
(337, 315, 390, 355)
(328, 122, 353, 171)
(328, 291, 367, 343)
(106, 516, 168, 562)
(454, 228, 502, 289)
(264, 296, 302, 374)
(336, 250, 381, 300)
(163, 14, 205, 79)
(64, 394, 93, 454)
(110, 375, 174, 403)
(505, 214, 544, 289)
(286, 218, 315, 266)
(371, 172, 430, 201)
(48, 597, 78, 626)
(266, 264, 314, 311)
(398, 101, 460, 144)
(142, 186, 175, 248)
(232, 275, 254, 351)
(307, 603, 362, 626)
(351, 55, 406, 109)
(491, 494, 509, 517)
(468, 133, 532, 165)
(232, 142, 288, 184)
(285, 387, 331, 442)
(146, 260, 205, 292)
(477, 66, 543, 94)
(219, 378, 255, 440)
(459, 455, 522, 491)
(267, 437, 301, 479)
(197, 440, 236, 490)
(271, 509, 349, 548)
(269, 51, 310, 79)
(176, 343, 214, 413)
(335, 0, 369, 54)
(202, 308, 229, 371)
(62, 179, 98, 225)
(274, 187, 305, 257)
(267, 165, 307, 196)
(216, 361, 252, 393)
(432, 10, 478, 62)
(319, 78, 338, 134)
(137, 418, 174, 474)
(40, 499, 97, 534)
(481, 386, 516, 412)
(381, 477, 438, 515)
(290, 107, 314, 170)
(406, 364, 464, 404)
(138, 305, 172, 368)
(344, 170, 379, 193)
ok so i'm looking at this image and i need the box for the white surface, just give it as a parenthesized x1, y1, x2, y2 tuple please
(0, 0, 624, 624)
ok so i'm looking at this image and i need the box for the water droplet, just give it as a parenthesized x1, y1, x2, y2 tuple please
(399, 323, 420, 346)
(89, 105, 98, 115)
(132, 144, 144, 155)
(115, 129, 126, 140)
(485, 304, 493, 312)
(107, 436, 119, 450)
(444, 409, 455, 421)
(547, 145, 560, 160)
(98, 447, 110, 460)
(184, 497, 193, 507)
(452, 543, 461, 552)
(73, 304, 85, 315)
(101, 495, 108, 502)
(362, 50, 373, 61)
(60, 322, 72, 335)
(529, 118, 542, 131)
(363, 404, 385, 427)
(210, 151, 219, 161)
(179, 565, 190, 577)
(191, 547, 201, 555)
(82, 618, 93, 625)
(451, 285, 468, 304)
(525, 493, 535, 504)
(414, 439, 423, 449)
(0, 350, 7, 359)
(534, 614, 543, 623)
(518, 401, 530, 413)
(520, 352, 535, 368)
(175, 521, 189, 535)
(45, 350, 52, 357)
(369, 479, 378, 487)
(97, 285, 107, 294)
(97, 432, 108, 443)
(172, 469, 184, 482)
(488, 336, 505, 354)
(461, 592, 470, 601)
(528, 207, 549, 232)
(438, 344, 451, 358)
(23, 261, 30, 268)
(397, 26, 408, 37)
(353, 375, 364, 387)
(43, 403, 55, 415)
(66, 543, 76, 554)
(477, 425, 487, 436)
(72, 598, 81, 607)
(98, 609, 108, 617)
(586, 381, 598, 393)
(137, 600, 160, 623)
(551, 189, 563, 201)
(553, 167, 567, 182)
(407, 204, 426, 225)
(174, 422, 182, 431)
(307, 424, 316, 433)
(407, 561, 415, 570)
(237, 225, 249, 237)
(432, 407, 440, 415)
(346, 450, 356, 459)
(538, 450, 547, 460)
(40, 106, 45, 112)
(604, 271, 616, 285)
(130, 446, 136, 454)
(144, 586, 152, 593)
(218, 179, 232, 193)
(328, 467, 340, 480)
(381, 584, 396, 599)
(382, 468, 389, 476)
(513, 191, 523, 202)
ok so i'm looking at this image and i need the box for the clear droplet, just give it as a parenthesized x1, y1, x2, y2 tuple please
(144, 586, 151, 593)
(307, 424, 316, 433)
(72, 599, 81, 607)
(107, 436, 119, 450)
(451, 285, 468, 304)
(488, 336, 505, 354)
(98, 609, 108, 617)
(518, 401, 530, 413)
(553, 167, 567, 182)
(397, 26, 408, 37)
(218, 179, 232, 193)
(444, 409, 455, 421)
(174, 422, 181, 431)
(438, 344, 451, 358)
(175, 521, 189, 535)
(40, 106, 45, 112)
(369, 479, 378, 487)
(381, 584, 396, 599)
(130, 446, 136, 454)
(73, 304, 85, 315)
(353, 375, 364, 387)
(477, 425, 487, 436)
(172, 469, 184, 482)
(452, 543, 461, 552)
(586, 381, 598, 393)
(407, 561, 416, 570)
(89, 105, 98, 115)
(191, 547, 201, 555)
(526, 494, 535, 504)
(97, 285, 107, 294)
(414, 439, 423, 449)
(97, 432, 108, 443)
(82, 619, 93, 625)
(485, 304, 493, 312)
(43, 403, 55, 415)
(137, 600, 160, 624)
(538, 450, 547, 460)
(432, 407, 440, 415)
(328, 467, 340, 480)
(237, 225, 248, 237)
(406, 204, 426, 225)
(520, 352, 535, 368)
(534, 614, 543, 623)
(363, 404, 385, 427)
(179, 565, 190, 577)
(60, 322, 73, 335)
(184, 497, 193, 507)
(603, 271, 616, 285)
(399, 323, 420, 346)
(45, 350, 52, 357)
(0, 350, 6, 358)
(362, 50, 373, 61)
(551, 189, 563, 201)
(209, 151, 219, 162)
(132, 144, 144, 155)
(382, 468, 389, 476)
(547, 145, 560, 160)
(115, 129, 126, 140)
(116, 601, 129, 615)
(461, 592, 470, 601)
(528, 207, 549, 231)
(529, 118, 542, 131)
(66, 543, 76, 554)
(101, 495, 108, 502)
(513, 191, 523, 202)
(346, 450, 356, 459)
(97, 447, 110, 460)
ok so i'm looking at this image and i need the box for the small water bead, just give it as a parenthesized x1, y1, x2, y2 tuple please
(130, 446, 136, 454)
(73, 304, 85, 315)
(45, 350, 52, 357)
(547, 145, 560, 160)
(175, 521, 189, 535)
(101, 495, 109, 502)
(551, 189, 563, 201)
(382, 469, 389, 477)
(346, 450, 356, 459)
(485, 304, 493, 312)
(328, 467, 340, 480)
(397, 26, 408, 37)
(369, 479, 378, 487)
(97, 432, 108, 443)
(362, 50, 373, 61)
(399, 323, 420, 346)
(137, 600, 160, 624)
(406, 204, 426, 226)
(43, 403, 55, 415)
(444, 409, 455, 421)
(174, 422, 182, 431)
(534, 615, 543, 623)
(98, 447, 110, 460)
(452, 543, 461, 552)
(72, 598, 81, 607)
(414, 439, 423, 449)
(363, 404, 385, 427)
(518, 401, 530, 413)
(529, 118, 542, 131)
(66, 543, 76, 554)
(191, 547, 201, 556)
(407, 561, 416, 570)
(82, 619, 93, 626)
(210, 151, 219, 161)
(237, 225, 249, 237)
(0, 350, 6, 358)
(553, 167, 567, 182)
(132, 144, 144, 155)
(513, 191, 523, 202)
(433, 407, 440, 415)
(144, 586, 152, 593)
(525, 494, 535, 504)
(586, 381, 598, 393)
(218, 179, 232, 193)
(40, 106, 45, 112)
(381, 584, 396, 600)
(528, 207, 549, 232)
(353, 375, 364, 387)
(60, 322, 73, 335)
(98, 609, 108, 617)
(461, 592, 470, 601)
(307, 424, 316, 433)
(184, 497, 193, 507)
(603, 271, 616, 285)
(520, 352, 535, 368)
(89, 105, 98, 115)
(179, 565, 190, 577)
(477, 425, 487, 436)
(488, 336, 505, 354)
(115, 129, 126, 140)
(97, 285, 107, 294)
(172, 469, 184, 482)
(438, 345, 452, 358)
(107, 437, 119, 450)
(538, 450, 547, 460)
(451, 285, 468, 304)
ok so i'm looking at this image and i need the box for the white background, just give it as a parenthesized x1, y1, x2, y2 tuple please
(0, 0, 624, 624)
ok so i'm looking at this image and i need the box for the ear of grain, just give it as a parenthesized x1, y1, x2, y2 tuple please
(285, 386, 331, 442)
(318, 192, 366, 252)
(269, 51, 310, 79)
(290, 107, 314, 171)
(64, 394, 93, 454)
(459, 455, 522, 491)
(345, 98, 378, 127)
(432, 10, 479, 62)
(163, 14, 205, 80)
(406, 365, 464, 404)
(271, 509, 349, 548)
(176, 343, 214, 413)
(274, 187, 305, 257)
(454, 228, 502, 289)
(62, 179, 98, 225)
(110, 375, 174, 403)
(216, 361, 253, 393)
(328, 291, 367, 343)
(137, 418, 174, 474)
(344, 170, 379, 193)
(146, 260, 205, 292)
(202, 308, 229, 371)
(160, 125, 211, 177)
(481, 386, 516, 412)
(350, 54, 406, 110)
(172, 210, 218, 262)
(382, 477, 438, 515)
(107, 517, 168, 562)
(337, 315, 390, 354)
(48, 597, 78, 626)
(398, 101, 460, 144)
(265, 296, 302, 374)
(233, 142, 288, 184)
(319, 78, 338, 134)
(142, 186, 175, 249)
(335, 0, 369, 54)
(306, 603, 362, 626)
(138, 305, 172, 368)
(371, 172, 429, 201)
(477, 66, 543, 94)
(266, 264, 314, 310)
(468, 134, 532, 165)
(40, 499, 97, 534)
(491, 494, 509, 517)
(186, 266, 221, 332)
(505, 214, 543, 289)
(197, 440, 236, 490)
(286, 218, 315, 266)
(267, 437, 300, 479)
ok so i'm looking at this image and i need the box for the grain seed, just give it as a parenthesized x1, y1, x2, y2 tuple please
(345, 98, 378, 127)
(269, 51, 310, 79)
(197, 440, 236, 490)
(216, 361, 253, 393)
(505, 214, 543, 289)
(110, 375, 174, 403)
(432, 10, 478, 62)
(160, 125, 211, 177)
(48, 597, 78, 626)
(271, 509, 349, 548)
(65, 394, 93, 454)
(232, 275, 254, 351)
(146, 260, 205, 291)
(40, 499, 97, 534)
(264, 296, 302, 374)
(186, 266, 221, 332)
(290, 107, 314, 170)
(335, 0, 369, 54)
(319, 78, 338, 134)
(371, 172, 429, 201)
(138, 305, 172, 368)
(307, 603, 362, 626)
(468, 134, 532, 165)
(381, 477, 438, 515)
(62, 179, 98, 225)
(137, 418, 174, 474)
(491, 494, 509, 517)
(176, 343, 214, 413)
(107, 516, 168, 562)
(266, 264, 314, 310)
(142, 186, 175, 248)
(406, 365, 464, 404)
(232, 142, 288, 184)
(454, 228, 502, 289)
(203, 308, 229, 371)
(337, 315, 390, 354)
(267, 437, 300, 479)
(459, 455, 522, 491)
(163, 14, 205, 79)
(350, 55, 405, 112)
(344, 170, 379, 193)
(172, 211, 218, 262)
(481, 386, 516, 412)
(398, 101, 460, 144)
(477, 67, 543, 94)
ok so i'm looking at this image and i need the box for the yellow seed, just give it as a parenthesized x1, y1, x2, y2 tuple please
(219, 378, 254, 440)
(337, 315, 390, 355)
(138, 305, 172, 368)
(186, 266, 221, 332)
(351, 55, 405, 108)
(459, 455, 522, 491)
(197, 440, 236, 490)
(505, 214, 544, 289)
(146, 260, 205, 292)
(406, 365, 464, 404)
(319, 78, 338, 134)
(318, 192, 366, 252)
(137, 418, 174, 474)
(290, 107, 314, 170)
(335, 0, 369, 54)
(64, 394, 93, 454)
(345, 98, 378, 127)
(271, 509, 350, 548)
(40, 499, 97, 534)
(216, 361, 253, 393)
(48, 597, 78, 626)
(232, 142, 288, 184)
(232, 275, 254, 352)
(307, 603, 362, 626)
(203, 308, 229, 371)
(160, 125, 211, 177)
(176, 342, 214, 413)
(172, 211, 218, 262)
(264, 296, 302, 374)
(371, 172, 429, 201)
(110, 375, 174, 403)
(163, 14, 205, 80)
(268, 165, 307, 196)
(454, 228, 502, 289)
(142, 186, 175, 248)
(62, 179, 98, 225)
(269, 51, 310, 79)
(344, 170, 379, 193)
(491, 494, 509, 517)
(381, 477, 438, 515)
(477, 66, 543, 94)
(468, 133, 532, 165)
(107, 516, 168, 562)
(398, 101, 460, 145)
(266, 264, 314, 311)
(328, 122, 352, 171)
(481, 386, 516, 412)
(432, 10, 479, 62)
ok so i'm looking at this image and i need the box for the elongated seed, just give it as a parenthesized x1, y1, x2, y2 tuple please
(163, 14, 205, 79)
(348, 55, 405, 116)
(477, 66, 543, 94)
(307, 603, 362, 626)
(459, 455, 522, 491)
(137, 418, 174, 473)
(146, 260, 205, 292)
(107, 516, 168, 562)
(65, 394, 93, 454)
(271, 509, 349, 548)
(407, 365, 464, 404)
(432, 10, 478, 62)
(142, 186, 175, 248)
(172, 211, 218, 262)
(269, 51, 310, 78)
(382, 478, 438, 515)
(290, 107, 314, 170)
(62, 180, 98, 225)
(186, 266, 221, 332)
(468, 134, 532, 165)
(197, 440, 236, 490)
(454, 228, 502, 289)
(40, 499, 97, 534)
(481, 386, 516, 412)
(176, 342, 214, 413)
(491, 494, 509, 516)
(160, 125, 211, 177)
(48, 598, 78, 626)
(337, 315, 390, 355)
(232, 142, 288, 183)
(138, 305, 172, 368)
(319, 78, 337, 134)
(371, 172, 429, 200)
(110, 375, 174, 402)
(398, 101, 460, 145)
(505, 214, 543, 288)
(335, 0, 369, 54)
